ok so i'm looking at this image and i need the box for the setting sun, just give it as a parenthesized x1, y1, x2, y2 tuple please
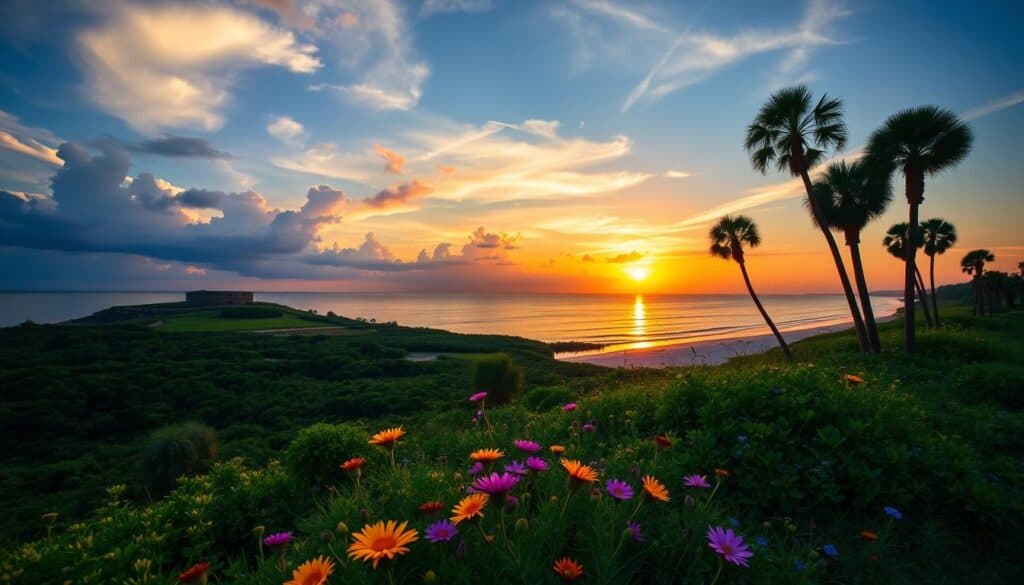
(626, 266, 650, 282)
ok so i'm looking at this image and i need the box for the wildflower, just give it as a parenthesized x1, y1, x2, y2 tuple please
(683, 474, 711, 489)
(884, 506, 903, 520)
(369, 427, 406, 448)
(513, 439, 542, 453)
(582, 422, 596, 433)
(561, 459, 599, 488)
(425, 519, 459, 543)
(526, 456, 549, 472)
(563, 402, 578, 412)
(419, 501, 444, 514)
(469, 449, 504, 464)
(283, 556, 333, 585)
(627, 521, 645, 543)
(641, 476, 670, 502)
(728, 517, 740, 528)
(605, 479, 634, 501)
(843, 374, 865, 384)
(823, 544, 838, 559)
(707, 526, 754, 567)
(341, 457, 366, 472)
(506, 495, 518, 509)
(549, 445, 566, 454)
(754, 535, 768, 547)
(472, 472, 520, 505)
(263, 531, 293, 549)
(177, 561, 209, 584)
(653, 435, 672, 448)
(451, 493, 489, 524)
(794, 559, 807, 572)
(553, 557, 584, 580)
(348, 521, 419, 569)
(468, 462, 485, 475)
(715, 468, 730, 478)
(469, 391, 488, 402)
(505, 460, 528, 475)
(424, 569, 438, 583)
(859, 530, 878, 541)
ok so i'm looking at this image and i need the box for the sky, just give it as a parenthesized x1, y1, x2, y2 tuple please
(0, 0, 1021, 294)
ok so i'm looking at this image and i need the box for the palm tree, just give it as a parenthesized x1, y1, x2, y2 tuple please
(961, 249, 994, 315)
(745, 86, 870, 353)
(866, 107, 973, 352)
(811, 160, 891, 353)
(920, 218, 957, 326)
(709, 215, 793, 360)
(883, 223, 934, 327)
(1018, 260, 1023, 277)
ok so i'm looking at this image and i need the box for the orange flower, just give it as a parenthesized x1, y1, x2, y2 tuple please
(653, 435, 672, 448)
(178, 561, 209, 584)
(341, 457, 366, 472)
(550, 445, 566, 454)
(561, 459, 599, 487)
(714, 468, 730, 478)
(553, 557, 584, 580)
(369, 427, 406, 447)
(859, 530, 878, 541)
(419, 500, 444, 513)
(642, 475, 670, 502)
(347, 521, 419, 569)
(844, 374, 865, 384)
(285, 556, 334, 585)
(451, 493, 489, 524)
(469, 448, 504, 463)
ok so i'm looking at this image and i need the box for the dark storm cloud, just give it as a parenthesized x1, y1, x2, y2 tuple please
(122, 135, 233, 159)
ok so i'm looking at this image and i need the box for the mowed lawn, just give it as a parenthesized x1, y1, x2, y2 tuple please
(156, 311, 331, 332)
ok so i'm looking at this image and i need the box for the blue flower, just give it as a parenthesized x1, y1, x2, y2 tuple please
(755, 535, 768, 547)
(822, 544, 838, 559)
(728, 517, 740, 527)
(794, 560, 807, 573)
(883, 506, 903, 520)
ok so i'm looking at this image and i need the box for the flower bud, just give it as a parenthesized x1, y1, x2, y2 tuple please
(684, 495, 695, 507)
(336, 521, 348, 536)
(515, 518, 529, 532)
(253, 525, 265, 538)
(360, 508, 370, 522)
(320, 530, 333, 544)
(423, 570, 438, 583)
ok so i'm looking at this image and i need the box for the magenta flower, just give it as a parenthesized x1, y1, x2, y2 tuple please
(472, 472, 520, 505)
(505, 460, 528, 475)
(683, 474, 711, 489)
(628, 521, 645, 543)
(605, 479, 634, 501)
(425, 519, 459, 543)
(468, 462, 485, 475)
(582, 422, 596, 433)
(469, 391, 488, 402)
(525, 456, 549, 472)
(707, 526, 754, 567)
(563, 402, 577, 412)
(513, 439, 542, 453)
(263, 531, 293, 548)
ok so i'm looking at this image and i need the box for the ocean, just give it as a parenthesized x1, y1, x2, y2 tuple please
(0, 291, 902, 353)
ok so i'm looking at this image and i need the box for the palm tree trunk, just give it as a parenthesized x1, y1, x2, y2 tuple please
(929, 253, 941, 327)
(915, 267, 934, 327)
(738, 260, 793, 361)
(904, 201, 920, 352)
(847, 237, 881, 353)
(799, 171, 870, 353)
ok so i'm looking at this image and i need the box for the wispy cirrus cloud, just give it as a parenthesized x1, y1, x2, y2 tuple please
(961, 89, 1024, 121)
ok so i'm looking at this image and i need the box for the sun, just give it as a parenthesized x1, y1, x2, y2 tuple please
(625, 266, 650, 282)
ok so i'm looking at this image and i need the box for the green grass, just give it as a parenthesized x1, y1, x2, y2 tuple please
(157, 311, 331, 332)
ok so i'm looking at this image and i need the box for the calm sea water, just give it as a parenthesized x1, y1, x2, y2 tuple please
(0, 291, 901, 352)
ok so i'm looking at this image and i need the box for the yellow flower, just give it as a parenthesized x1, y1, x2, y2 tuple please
(560, 459, 599, 487)
(469, 448, 504, 463)
(348, 521, 419, 569)
(369, 427, 406, 447)
(642, 475, 670, 502)
(285, 555, 335, 585)
(450, 493, 489, 524)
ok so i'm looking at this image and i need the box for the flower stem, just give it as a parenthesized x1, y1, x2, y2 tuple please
(709, 558, 723, 585)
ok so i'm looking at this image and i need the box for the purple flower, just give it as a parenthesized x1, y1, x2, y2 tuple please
(425, 519, 459, 543)
(563, 402, 577, 412)
(582, 422, 596, 433)
(707, 526, 754, 567)
(468, 462, 484, 475)
(628, 521, 644, 543)
(683, 474, 711, 489)
(263, 531, 293, 548)
(525, 456, 549, 472)
(472, 472, 520, 496)
(505, 460, 528, 475)
(513, 439, 542, 453)
(469, 392, 488, 402)
(883, 506, 903, 520)
(505, 495, 518, 509)
(605, 479, 634, 501)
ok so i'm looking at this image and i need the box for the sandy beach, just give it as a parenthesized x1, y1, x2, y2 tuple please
(559, 312, 898, 368)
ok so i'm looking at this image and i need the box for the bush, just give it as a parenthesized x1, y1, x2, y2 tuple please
(523, 385, 577, 411)
(470, 353, 524, 405)
(285, 422, 370, 486)
(141, 422, 218, 497)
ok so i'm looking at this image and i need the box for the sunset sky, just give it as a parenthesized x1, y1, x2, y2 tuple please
(0, 0, 1021, 293)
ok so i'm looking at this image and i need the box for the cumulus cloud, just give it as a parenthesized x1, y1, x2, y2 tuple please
(122, 135, 232, 159)
(361, 179, 431, 209)
(78, 3, 320, 132)
(267, 116, 307, 145)
(374, 144, 405, 174)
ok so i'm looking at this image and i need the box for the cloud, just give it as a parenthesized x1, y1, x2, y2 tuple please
(122, 135, 232, 159)
(421, 0, 493, 18)
(961, 89, 1024, 121)
(78, 3, 320, 132)
(267, 115, 307, 145)
(361, 179, 431, 209)
(246, 0, 316, 30)
(374, 144, 405, 174)
(567, 0, 669, 34)
(0, 110, 63, 177)
(184, 265, 207, 275)
(664, 170, 692, 179)
(0, 130, 61, 167)
(606, 250, 645, 263)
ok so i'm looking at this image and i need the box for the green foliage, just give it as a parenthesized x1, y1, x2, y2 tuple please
(141, 422, 218, 497)
(219, 307, 283, 319)
(522, 385, 577, 411)
(470, 353, 524, 405)
(285, 422, 370, 486)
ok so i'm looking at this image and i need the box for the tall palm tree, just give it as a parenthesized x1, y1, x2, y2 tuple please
(709, 215, 793, 360)
(811, 160, 891, 352)
(961, 249, 994, 315)
(883, 223, 934, 327)
(920, 218, 957, 326)
(745, 86, 870, 353)
(866, 107, 973, 352)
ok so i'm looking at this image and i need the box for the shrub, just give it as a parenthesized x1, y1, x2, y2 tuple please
(523, 385, 577, 411)
(470, 353, 524, 405)
(141, 422, 218, 497)
(285, 422, 370, 486)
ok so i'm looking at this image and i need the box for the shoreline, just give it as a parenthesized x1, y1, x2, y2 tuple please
(558, 312, 899, 368)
